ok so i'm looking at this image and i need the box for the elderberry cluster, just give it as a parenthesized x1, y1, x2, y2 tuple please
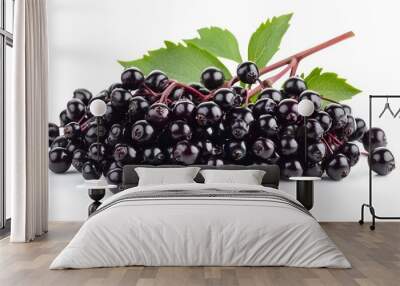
(48, 63, 395, 188)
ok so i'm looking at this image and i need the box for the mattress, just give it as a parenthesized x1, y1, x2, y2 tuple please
(50, 183, 350, 269)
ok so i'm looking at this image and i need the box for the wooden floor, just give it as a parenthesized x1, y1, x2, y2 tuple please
(0, 222, 399, 286)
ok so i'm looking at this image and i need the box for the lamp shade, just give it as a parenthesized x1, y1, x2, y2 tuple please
(89, 99, 107, 116)
(298, 99, 315, 117)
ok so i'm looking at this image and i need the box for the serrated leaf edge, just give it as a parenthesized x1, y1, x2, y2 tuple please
(248, 13, 293, 67)
(118, 40, 232, 80)
(183, 26, 243, 62)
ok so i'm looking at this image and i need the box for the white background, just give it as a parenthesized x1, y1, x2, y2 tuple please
(47, 0, 400, 221)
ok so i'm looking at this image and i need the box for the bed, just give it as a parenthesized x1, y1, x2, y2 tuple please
(50, 165, 350, 269)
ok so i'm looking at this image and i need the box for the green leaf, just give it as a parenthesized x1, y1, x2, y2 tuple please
(304, 68, 362, 103)
(184, 27, 242, 62)
(118, 42, 231, 83)
(248, 13, 292, 68)
(249, 93, 260, 103)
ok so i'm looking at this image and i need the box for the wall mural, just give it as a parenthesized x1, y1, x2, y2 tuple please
(48, 13, 395, 187)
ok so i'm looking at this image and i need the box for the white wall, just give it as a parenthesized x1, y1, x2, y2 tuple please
(48, 0, 400, 221)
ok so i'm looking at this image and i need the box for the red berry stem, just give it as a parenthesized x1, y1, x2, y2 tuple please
(80, 120, 91, 131)
(325, 135, 334, 147)
(142, 83, 159, 97)
(245, 64, 290, 103)
(78, 116, 90, 131)
(246, 58, 297, 102)
(266, 62, 293, 85)
(256, 79, 265, 88)
(77, 115, 86, 124)
(244, 89, 251, 105)
(80, 116, 98, 131)
(322, 137, 334, 154)
(173, 82, 209, 101)
(259, 31, 355, 79)
(290, 58, 299, 76)
(160, 81, 209, 104)
(228, 31, 355, 87)
(159, 81, 178, 103)
(328, 133, 344, 146)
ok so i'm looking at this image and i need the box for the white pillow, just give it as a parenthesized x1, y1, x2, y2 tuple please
(200, 169, 266, 185)
(135, 167, 201, 186)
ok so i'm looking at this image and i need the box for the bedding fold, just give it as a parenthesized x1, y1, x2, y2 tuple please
(50, 183, 350, 269)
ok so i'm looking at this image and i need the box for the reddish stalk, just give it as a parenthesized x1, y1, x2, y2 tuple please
(204, 93, 215, 101)
(159, 81, 210, 103)
(141, 83, 159, 97)
(249, 57, 298, 99)
(228, 31, 355, 87)
(257, 31, 354, 78)
(328, 133, 343, 146)
(266, 63, 293, 86)
(245, 63, 292, 104)
(173, 82, 209, 101)
(227, 75, 237, 87)
(77, 115, 86, 124)
(322, 137, 334, 154)
(77, 115, 89, 131)
(325, 135, 334, 147)
(361, 151, 369, 156)
(290, 58, 299, 76)
(256, 79, 265, 88)
(243, 89, 250, 105)
(80, 120, 91, 131)
(159, 81, 177, 103)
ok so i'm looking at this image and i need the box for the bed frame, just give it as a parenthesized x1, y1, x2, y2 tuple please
(121, 164, 280, 190)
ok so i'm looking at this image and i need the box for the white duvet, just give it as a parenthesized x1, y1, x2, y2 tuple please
(50, 183, 350, 269)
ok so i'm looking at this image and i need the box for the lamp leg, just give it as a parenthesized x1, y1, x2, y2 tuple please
(88, 188, 105, 216)
(296, 180, 314, 210)
(304, 117, 307, 172)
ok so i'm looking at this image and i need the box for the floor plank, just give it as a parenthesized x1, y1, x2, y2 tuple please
(0, 222, 399, 286)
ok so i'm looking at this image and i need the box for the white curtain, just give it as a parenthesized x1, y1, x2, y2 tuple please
(9, 0, 48, 242)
